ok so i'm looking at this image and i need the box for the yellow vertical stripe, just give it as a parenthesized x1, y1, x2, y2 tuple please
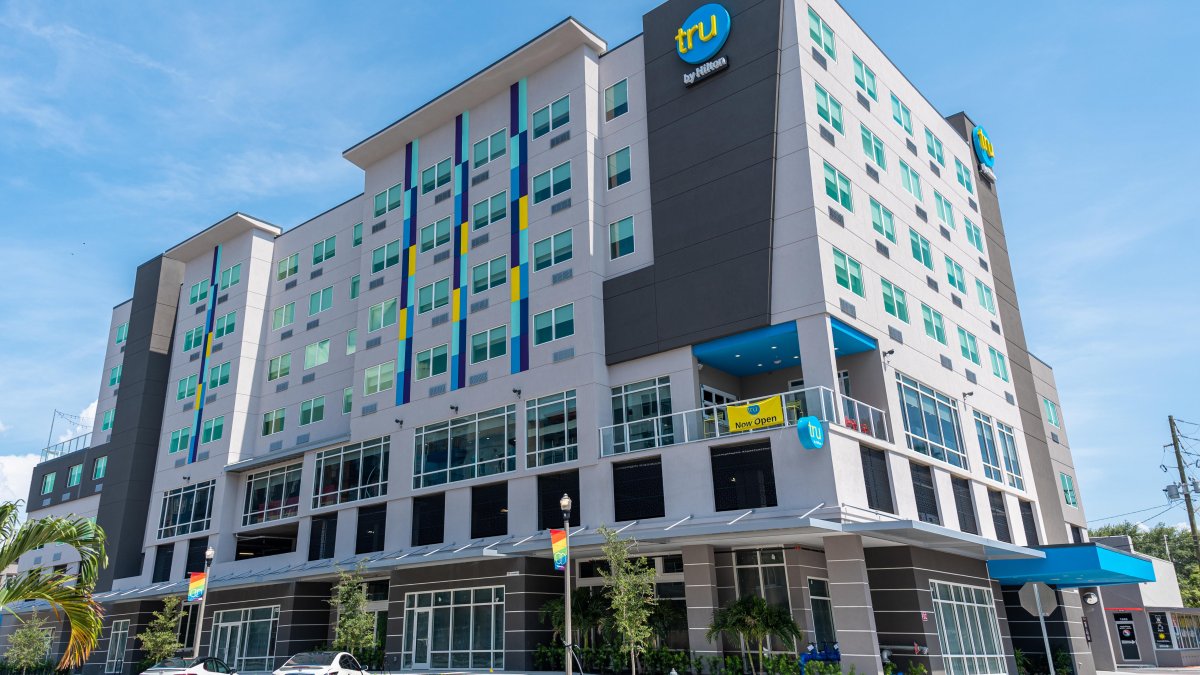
(510, 268, 521, 302)
(451, 288, 461, 322)
(460, 223, 469, 254)
(518, 195, 529, 230)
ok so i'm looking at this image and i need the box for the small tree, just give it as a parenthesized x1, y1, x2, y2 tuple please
(329, 566, 376, 658)
(706, 595, 803, 675)
(137, 595, 186, 665)
(597, 526, 657, 675)
(7, 614, 52, 675)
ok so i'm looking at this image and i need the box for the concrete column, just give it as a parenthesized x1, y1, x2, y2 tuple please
(794, 315, 838, 398)
(682, 544, 723, 660)
(825, 535, 882, 673)
(1080, 587, 1116, 672)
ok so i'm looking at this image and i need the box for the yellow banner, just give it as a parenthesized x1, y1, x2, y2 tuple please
(726, 396, 785, 433)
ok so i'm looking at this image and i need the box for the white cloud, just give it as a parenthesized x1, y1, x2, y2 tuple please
(0, 420, 9, 434)
(0, 453, 40, 518)
(55, 400, 96, 443)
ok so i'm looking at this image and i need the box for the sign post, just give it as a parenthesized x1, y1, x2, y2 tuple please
(1019, 582, 1058, 675)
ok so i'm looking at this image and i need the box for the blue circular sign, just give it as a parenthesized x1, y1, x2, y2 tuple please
(675, 4, 731, 65)
(797, 416, 825, 450)
(972, 125, 995, 168)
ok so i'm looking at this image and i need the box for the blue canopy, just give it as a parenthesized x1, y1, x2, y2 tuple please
(987, 543, 1156, 588)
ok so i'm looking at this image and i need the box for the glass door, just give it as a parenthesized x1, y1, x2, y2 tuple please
(701, 386, 736, 437)
(412, 608, 431, 669)
(213, 623, 240, 669)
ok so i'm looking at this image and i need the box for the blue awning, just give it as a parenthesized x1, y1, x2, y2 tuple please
(987, 543, 1156, 588)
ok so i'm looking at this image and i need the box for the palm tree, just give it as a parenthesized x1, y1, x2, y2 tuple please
(0, 501, 107, 670)
(706, 595, 803, 675)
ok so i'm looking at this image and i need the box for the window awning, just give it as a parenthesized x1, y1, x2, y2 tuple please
(987, 543, 1156, 588)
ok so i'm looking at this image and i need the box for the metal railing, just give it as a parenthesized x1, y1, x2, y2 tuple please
(839, 394, 891, 443)
(40, 432, 92, 462)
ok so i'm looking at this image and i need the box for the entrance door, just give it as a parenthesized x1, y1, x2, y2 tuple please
(412, 608, 432, 669)
(701, 386, 737, 437)
(213, 623, 240, 670)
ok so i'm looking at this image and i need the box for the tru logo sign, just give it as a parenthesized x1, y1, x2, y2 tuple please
(675, 3, 732, 85)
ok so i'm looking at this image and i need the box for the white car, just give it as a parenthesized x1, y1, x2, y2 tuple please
(142, 657, 236, 675)
(273, 651, 368, 675)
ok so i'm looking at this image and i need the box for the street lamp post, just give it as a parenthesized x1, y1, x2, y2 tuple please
(192, 546, 215, 659)
(560, 493, 573, 675)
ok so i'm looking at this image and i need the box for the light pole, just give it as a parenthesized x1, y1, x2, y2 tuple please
(192, 546, 215, 659)
(560, 493, 573, 675)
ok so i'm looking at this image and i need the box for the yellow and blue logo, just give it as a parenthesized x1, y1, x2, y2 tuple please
(973, 125, 995, 168)
(676, 3, 731, 64)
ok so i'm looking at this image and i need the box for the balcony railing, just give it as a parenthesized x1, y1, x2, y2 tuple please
(40, 432, 92, 463)
(598, 386, 892, 457)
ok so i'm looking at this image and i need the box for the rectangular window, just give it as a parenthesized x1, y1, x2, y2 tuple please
(104, 620, 130, 674)
(356, 505, 386, 554)
(532, 161, 571, 203)
(40, 472, 55, 495)
(609, 216, 635, 259)
(881, 278, 909, 322)
(93, 456, 107, 480)
(533, 303, 574, 345)
(272, 303, 295, 331)
(1060, 473, 1078, 507)
(526, 390, 577, 468)
(945, 255, 966, 293)
(813, 83, 844, 134)
(532, 94, 569, 139)
(364, 361, 395, 396)
(110, 364, 123, 387)
(734, 549, 789, 610)
(415, 344, 449, 380)
(411, 494, 445, 547)
(369, 298, 398, 332)
(374, 191, 387, 218)
(350, 274, 360, 300)
(387, 182, 404, 212)
(470, 325, 507, 365)
(267, 353, 291, 381)
(537, 470, 580, 529)
(176, 374, 198, 400)
(420, 216, 452, 252)
(417, 278, 451, 314)
(300, 396, 325, 426)
(372, 239, 401, 273)
(930, 581, 1006, 675)
(471, 256, 507, 294)
(353, 221, 363, 247)
(261, 408, 285, 436)
(201, 416, 224, 444)
(890, 92, 913, 134)
(809, 578, 837, 647)
(343, 387, 352, 415)
(976, 279, 997, 314)
(1020, 500, 1039, 546)
(208, 361, 231, 389)
(152, 543, 173, 583)
(472, 128, 507, 169)
(989, 347, 1010, 382)
(183, 325, 204, 351)
(607, 146, 632, 189)
(988, 490, 1011, 543)
(158, 480, 215, 538)
(996, 419, 1024, 490)
(822, 161, 853, 210)
(309, 514, 337, 560)
(219, 263, 241, 290)
(168, 427, 191, 454)
(832, 247, 864, 297)
(421, 158, 452, 194)
(101, 408, 115, 431)
(869, 198, 895, 242)
(860, 446, 895, 513)
(312, 236, 336, 265)
(924, 128, 945, 166)
(973, 411, 1004, 483)
(852, 54, 877, 100)
(605, 79, 629, 121)
(214, 311, 236, 339)
(610, 377, 674, 455)
(935, 191, 956, 229)
(188, 280, 209, 305)
(277, 253, 299, 281)
(304, 339, 330, 369)
(910, 462, 940, 525)
(965, 218, 985, 253)
(312, 436, 390, 508)
(66, 463, 82, 487)
(899, 160, 923, 200)
(807, 7, 836, 59)
(613, 457, 665, 521)
(115, 322, 129, 345)
(955, 157, 975, 194)
(308, 286, 333, 315)
(860, 124, 886, 169)
(909, 229, 933, 269)
(471, 483, 508, 539)
(896, 372, 967, 468)
(953, 477, 978, 535)
(711, 443, 778, 511)
(533, 229, 572, 271)
(243, 463, 302, 526)
(413, 406, 517, 488)
(921, 304, 946, 344)
(472, 191, 507, 230)
(957, 327, 980, 365)
(1044, 398, 1061, 428)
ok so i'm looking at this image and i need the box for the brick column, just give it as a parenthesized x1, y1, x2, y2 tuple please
(825, 535, 882, 673)
(683, 544, 723, 662)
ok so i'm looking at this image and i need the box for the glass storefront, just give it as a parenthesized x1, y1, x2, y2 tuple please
(401, 586, 504, 670)
(212, 606, 279, 673)
(930, 581, 1005, 675)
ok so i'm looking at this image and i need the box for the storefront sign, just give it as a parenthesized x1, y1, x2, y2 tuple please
(676, 3, 731, 86)
(187, 571, 207, 602)
(727, 396, 784, 432)
(550, 529, 568, 571)
(972, 125, 996, 182)
(1150, 611, 1173, 649)
(797, 416, 825, 450)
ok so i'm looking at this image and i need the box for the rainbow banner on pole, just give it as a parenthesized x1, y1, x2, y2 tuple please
(550, 529, 567, 571)
(187, 572, 207, 602)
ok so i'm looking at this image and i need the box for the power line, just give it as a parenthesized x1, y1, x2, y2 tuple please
(1136, 504, 1181, 527)
(1089, 503, 1175, 524)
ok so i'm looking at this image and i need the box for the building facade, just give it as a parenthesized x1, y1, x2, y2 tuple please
(8, 1, 1144, 673)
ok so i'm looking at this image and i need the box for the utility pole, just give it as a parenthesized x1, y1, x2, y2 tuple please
(1169, 415, 1200, 563)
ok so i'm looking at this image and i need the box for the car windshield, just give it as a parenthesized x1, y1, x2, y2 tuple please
(282, 653, 338, 667)
(149, 658, 196, 670)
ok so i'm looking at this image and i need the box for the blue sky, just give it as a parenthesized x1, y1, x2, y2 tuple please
(0, 1, 1195, 526)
